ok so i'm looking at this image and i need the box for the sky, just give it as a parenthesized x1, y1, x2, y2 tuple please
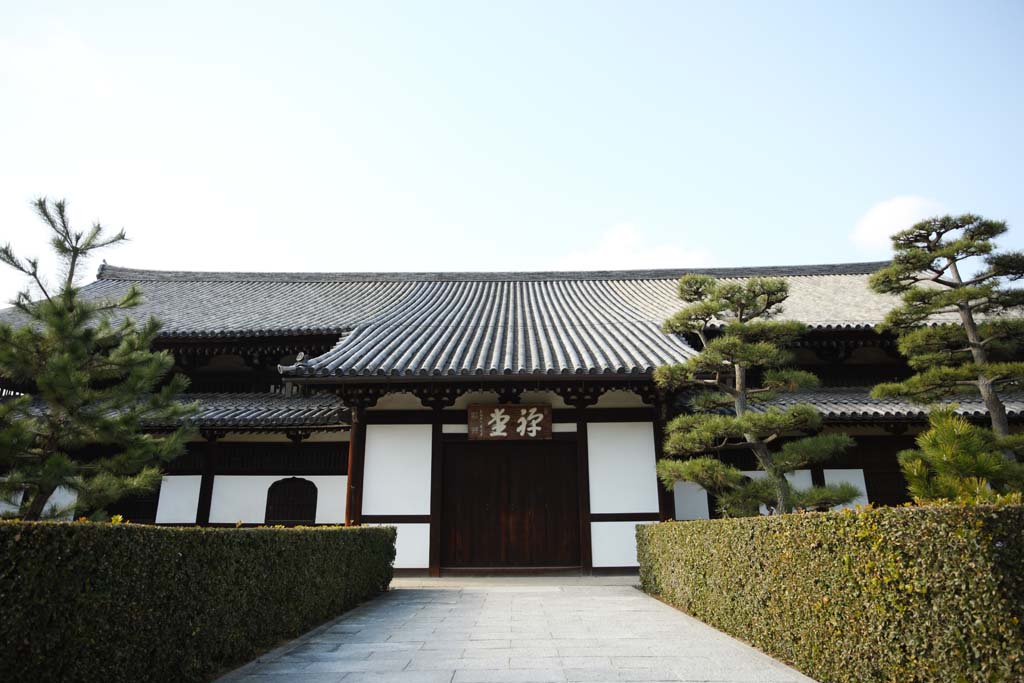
(1, 1, 1022, 301)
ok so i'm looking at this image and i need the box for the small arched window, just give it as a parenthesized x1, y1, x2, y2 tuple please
(265, 477, 318, 526)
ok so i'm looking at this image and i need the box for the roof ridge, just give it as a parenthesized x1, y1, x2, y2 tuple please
(96, 261, 891, 283)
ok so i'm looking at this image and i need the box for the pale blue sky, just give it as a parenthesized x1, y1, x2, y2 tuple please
(1, 1, 1021, 300)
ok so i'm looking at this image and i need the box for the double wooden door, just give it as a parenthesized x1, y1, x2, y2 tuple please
(441, 439, 580, 568)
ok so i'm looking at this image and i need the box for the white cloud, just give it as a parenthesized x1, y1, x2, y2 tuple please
(851, 196, 945, 252)
(551, 224, 712, 271)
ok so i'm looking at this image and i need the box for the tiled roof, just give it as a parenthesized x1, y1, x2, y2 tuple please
(0, 261, 906, 378)
(159, 392, 348, 429)
(757, 388, 1024, 421)
(283, 279, 700, 377)
(8, 392, 349, 430)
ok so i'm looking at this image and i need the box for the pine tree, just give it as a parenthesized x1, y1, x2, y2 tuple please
(655, 275, 860, 515)
(869, 214, 1024, 458)
(0, 198, 195, 520)
(897, 407, 1024, 504)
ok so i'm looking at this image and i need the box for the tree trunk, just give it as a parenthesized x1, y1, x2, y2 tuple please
(20, 485, 55, 521)
(950, 261, 1014, 459)
(735, 364, 793, 513)
(751, 441, 793, 513)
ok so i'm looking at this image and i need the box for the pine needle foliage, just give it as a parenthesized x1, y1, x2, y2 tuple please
(869, 214, 1024, 456)
(655, 275, 859, 515)
(0, 198, 196, 520)
(897, 407, 1024, 504)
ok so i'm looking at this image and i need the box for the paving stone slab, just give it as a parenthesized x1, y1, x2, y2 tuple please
(216, 576, 817, 683)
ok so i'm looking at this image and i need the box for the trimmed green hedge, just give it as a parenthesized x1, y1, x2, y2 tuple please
(637, 505, 1024, 683)
(0, 522, 396, 682)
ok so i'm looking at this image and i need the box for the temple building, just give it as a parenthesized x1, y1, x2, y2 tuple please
(4, 261, 1021, 574)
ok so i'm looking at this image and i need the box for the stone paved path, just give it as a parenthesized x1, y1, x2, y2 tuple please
(219, 576, 817, 683)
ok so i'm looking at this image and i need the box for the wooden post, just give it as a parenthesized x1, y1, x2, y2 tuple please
(195, 435, 218, 526)
(428, 408, 443, 577)
(576, 406, 593, 572)
(653, 394, 675, 522)
(346, 407, 366, 526)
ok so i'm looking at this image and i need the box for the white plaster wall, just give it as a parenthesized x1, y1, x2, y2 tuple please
(0, 486, 76, 519)
(518, 390, 568, 409)
(0, 489, 19, 517)
(591, 521, 655, 567)
(742, 469, 813, 488)
(592, 390, 650, 408)
(743, 469, 814, 515)
(449, 391, 501, 410)
(673, 482, 710, 520)
(207, 475, 346, 524)
(371, 392, 428, 411)
(587, 422, 660, 514)
(369, 522, 430, 569)
(362, 424, 432, 515)
(823, 469, 869, 510)
(155, 475, 202, 523)
(45, 487, 78, 519)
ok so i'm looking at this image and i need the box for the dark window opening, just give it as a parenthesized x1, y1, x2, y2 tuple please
(265, 477, 318, 526)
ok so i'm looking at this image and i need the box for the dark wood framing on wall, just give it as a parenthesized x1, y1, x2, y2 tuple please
(183, 433, 349, 526)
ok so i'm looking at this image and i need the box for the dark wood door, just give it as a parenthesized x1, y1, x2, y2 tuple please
(441, 439, 580, 568)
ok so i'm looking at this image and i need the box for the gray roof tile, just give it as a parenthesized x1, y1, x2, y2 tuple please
(161, 392, 347, 429)
(0, 261, 906, 378)
(757, 388, 1024, 421)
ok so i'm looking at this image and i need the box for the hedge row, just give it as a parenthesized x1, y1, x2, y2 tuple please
(0, 522, 396, 682)
(637, 505, 1024, 683)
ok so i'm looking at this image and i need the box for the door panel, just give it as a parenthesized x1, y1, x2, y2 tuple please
(441, 439, 580, 567)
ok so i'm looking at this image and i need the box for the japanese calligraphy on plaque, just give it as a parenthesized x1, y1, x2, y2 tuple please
(468, 404, 552, 440)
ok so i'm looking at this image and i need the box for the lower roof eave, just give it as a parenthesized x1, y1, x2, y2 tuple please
(284, 372, 659, 386)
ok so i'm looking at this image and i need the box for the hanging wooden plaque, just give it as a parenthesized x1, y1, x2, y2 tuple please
(468, 404, 552, 441)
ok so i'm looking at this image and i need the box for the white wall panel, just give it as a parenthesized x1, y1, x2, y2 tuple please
(587, 422, 660, 514)
(742, 470, 813, 515)
(369, 522, 430, 569)
(363, 424, 432, 515)
(824, 469, 869, 510)
(0, 486, 76, 520)
(0, 488, 20, 517)
(208, 475, 347, 524)
(155, 475, 202, 524)
(591, 521, 655, 567)
(673, 482, 710, 520)
(742, 469, 813, 488)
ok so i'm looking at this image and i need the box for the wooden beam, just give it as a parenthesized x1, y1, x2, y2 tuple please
(345, 407, 367, 526)
(590, 512, 661, 522)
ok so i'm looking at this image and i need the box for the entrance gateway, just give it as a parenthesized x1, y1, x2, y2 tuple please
(350, 390, 667, 575)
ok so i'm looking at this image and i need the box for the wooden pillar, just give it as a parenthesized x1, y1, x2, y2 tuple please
(576, 406, 593, 572)
(345, 406, 367, 526)
(195, 434, 218, 526)
(428, 407, 443, 577)
(653, 394, 675, 522)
